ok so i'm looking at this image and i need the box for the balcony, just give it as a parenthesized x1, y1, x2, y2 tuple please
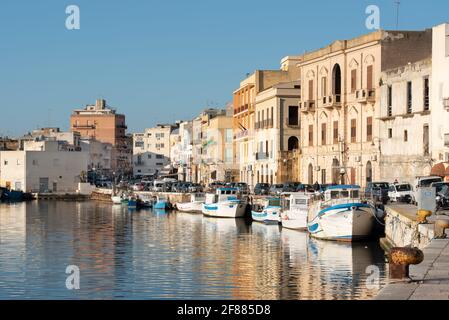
(356, 89, 376, 103)
(255, 119, 273, 130)
(324, 94, 342, 109)
(300, 101, 316, 113)
(234, 104, 251, 116)
(73, 124, 96, 129)
(255, 152, 270, 161)
(116, 124, 128, 129)
(234, 129, 251, 140)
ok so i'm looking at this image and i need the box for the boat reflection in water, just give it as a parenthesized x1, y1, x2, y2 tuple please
(0, 201, 387, 300)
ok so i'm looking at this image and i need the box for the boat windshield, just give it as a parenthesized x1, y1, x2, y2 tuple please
(268, 199, 281, 207)
(329, 189, 360, 200)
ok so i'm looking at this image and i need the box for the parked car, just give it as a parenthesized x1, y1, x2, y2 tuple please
(188, 183, 203, 193)
(270, 184, 284, 195)
(366, 182, 390, 204)
(254, 183, 270, 195)
(413, 176, 443, 204)
(435, 183, 449, 210)
(296, 184, 316, 193)
(283, 182, 301, 193)
(388, 183, 414, 203)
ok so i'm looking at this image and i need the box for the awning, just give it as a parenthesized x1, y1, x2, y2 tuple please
(431, 162, 449, 177)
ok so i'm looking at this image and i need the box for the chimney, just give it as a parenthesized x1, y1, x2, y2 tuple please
(95, 99, 106, 109)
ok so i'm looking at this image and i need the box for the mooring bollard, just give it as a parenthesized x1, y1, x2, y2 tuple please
(389, 247, 424, 280)
(417, 210, 432, 224)
(434, 219, 449, 239)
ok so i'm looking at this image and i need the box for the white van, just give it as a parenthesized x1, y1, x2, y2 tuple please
(388, 183, 414, 203)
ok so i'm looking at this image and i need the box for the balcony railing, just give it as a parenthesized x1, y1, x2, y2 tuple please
(255, 119, 273, 130)
(73, 124, 96, 129)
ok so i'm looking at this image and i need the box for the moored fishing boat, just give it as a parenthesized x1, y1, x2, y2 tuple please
(111, 194, 123, 205)
(154, 196, 171, 210)
(280, 192, 312, 231)
(176, 193, 205, 213)
(251, 197, 281, 224)
(128, 197, 138, 209)
(202, 187, 247, 218)
(307, 185, 375, 242)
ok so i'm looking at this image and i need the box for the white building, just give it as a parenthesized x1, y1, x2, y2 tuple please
(378, 58, 432, 185)
(430, 23, 449, 180)
(132, 124, 178, 177)
(80, 138, 113, 173)
(0, 140, 88, 193)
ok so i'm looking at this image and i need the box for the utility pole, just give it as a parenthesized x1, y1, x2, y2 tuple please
(395, 1, 401, 30)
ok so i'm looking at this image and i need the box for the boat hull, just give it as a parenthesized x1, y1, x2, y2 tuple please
(111, 196, 122, 205)
(202, 201, 247, 218)
(281, 209, 308, 230)
(154, 201, 170, 210)
(307, 203, 375, 241)
(176, 202, 203, 213)
(251, 207, 280, 224)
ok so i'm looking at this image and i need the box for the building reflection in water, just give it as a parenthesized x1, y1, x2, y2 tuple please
(0, 202, 387, 299)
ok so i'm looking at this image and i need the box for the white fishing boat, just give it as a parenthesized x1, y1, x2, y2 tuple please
(307, 185, 375, 242)
(251, 197, 281, 224)
(202, 187, 247, 218)
(176, 193, 206, 213)
(280, 192, 312, 231)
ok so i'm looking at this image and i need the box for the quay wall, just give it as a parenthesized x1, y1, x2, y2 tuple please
(384, 204, 435, 249)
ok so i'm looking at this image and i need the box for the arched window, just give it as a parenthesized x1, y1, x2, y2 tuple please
(332, 64, 342, 95)
(308, 164, 314, 185)
(288, 136, 299, 151)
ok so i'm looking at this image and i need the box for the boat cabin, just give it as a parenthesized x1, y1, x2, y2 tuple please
(205, 188, 239, 204)
(191, 193, 206, 202)
(281, 193, 310, 211)
(323, 185, 361, 202)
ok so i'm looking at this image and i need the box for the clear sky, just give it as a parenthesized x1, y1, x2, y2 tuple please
(0, 0, 448, 137)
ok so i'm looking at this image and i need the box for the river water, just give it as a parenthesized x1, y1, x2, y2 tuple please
(0, 201, 388, 300)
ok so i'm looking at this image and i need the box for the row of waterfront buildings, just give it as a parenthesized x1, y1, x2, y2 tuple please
(2, 23, 449, 193)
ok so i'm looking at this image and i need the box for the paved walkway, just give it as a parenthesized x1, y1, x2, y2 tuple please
(376, 238, 449, 300)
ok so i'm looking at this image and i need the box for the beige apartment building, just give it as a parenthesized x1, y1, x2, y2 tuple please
(298, 29, 432, 187)
(233, 56, 301, 188)
(199, 108, 236, 184)
(254, 80, 301, 185)
(70, 99, 131, 173)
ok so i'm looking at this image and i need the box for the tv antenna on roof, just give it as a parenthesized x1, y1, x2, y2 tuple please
(395, 1, 401, 30)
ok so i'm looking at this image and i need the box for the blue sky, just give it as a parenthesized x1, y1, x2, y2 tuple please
(0, 0, 448, 136)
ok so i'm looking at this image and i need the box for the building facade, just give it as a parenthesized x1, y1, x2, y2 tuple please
(132, 124, 178, 178)
(430, 23, 449, 181)
(0, 140, 88, 193)
(70, 99, 131, 173)
(378, 58, 432, 185)
(298, 30, 432, 187)
(233, 56, 301, 188)
(254, 81, 301, 184)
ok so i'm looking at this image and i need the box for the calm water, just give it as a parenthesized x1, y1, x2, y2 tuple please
(0, 201, 388, 300)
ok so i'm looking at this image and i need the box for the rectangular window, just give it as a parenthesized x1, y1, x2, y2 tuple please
(308, 125, 314, 146)
(404, 130, 408, 142)
(423, 125, 429, 156)
(225, 148, 233, 163)
(351, 69, 357, 93)
(321, 169, 326, 184)
(288, 106, 299, 126)
(407, 81, 412, 114)
(388, 128, 393, 139)
(321, 77, 327, 97)
(321, 123, 327, 145)
(424, 77, 430, 111)
(367, 65, 373, 90)
(367, 117, 373, 141)
(333, 121, 339, 144)
(156, 154, 163, 159)
(351, 119, 357, 143)
(387, 85, 393, 116)
(444, 133, 449, 147)
(308, 80, 314, 101)
(225, 129, 233, 143)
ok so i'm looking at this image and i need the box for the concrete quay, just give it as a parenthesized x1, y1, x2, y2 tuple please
(376, 204, 449, 300)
